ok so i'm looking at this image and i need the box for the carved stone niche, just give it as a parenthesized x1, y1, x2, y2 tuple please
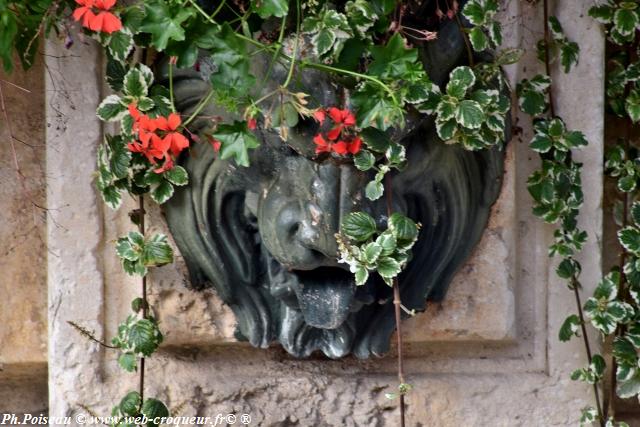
(162, 0, 507, 359)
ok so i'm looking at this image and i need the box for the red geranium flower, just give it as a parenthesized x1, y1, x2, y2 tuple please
(312, 106, 361, 156)
(154, 113, 190, 157)
(126, 104, 190, 173)
(326, 107, 356, 141)
(73, 0, 122, 34)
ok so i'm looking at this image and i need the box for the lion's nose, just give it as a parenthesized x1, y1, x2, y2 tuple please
(259, 161, 367, 270)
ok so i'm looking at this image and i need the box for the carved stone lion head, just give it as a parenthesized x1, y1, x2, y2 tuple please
(163, 1, 506, 358)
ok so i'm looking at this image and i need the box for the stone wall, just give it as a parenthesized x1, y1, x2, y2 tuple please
(0, 0, 616, 425)
(0, 56, 48, 415)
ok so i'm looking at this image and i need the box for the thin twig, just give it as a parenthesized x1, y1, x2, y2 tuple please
(67, 321, 119, 349)
(385, 174, 406, 427)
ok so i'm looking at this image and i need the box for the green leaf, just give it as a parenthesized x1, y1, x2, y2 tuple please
(375, 232, 397, 256)
(128, 318, 162, 356)
(631, 202, 640, 226)
(342, 212, 377, 242)
(254, 0, 289, 18)
(495, 48, 524, 65)
(141, 399, 169, 424)
(100, 185, 123, 210)
(303, 7, 352, 59)
(376, 256, 401, 279)
(123, 67, 148, 98)
(352, 82, 404, 130)
(556, 258, 580, 279)
(618, 175, 637, 193)
(561, 131, 588, 150)
(386, 143, 406, 166)
(209, 23, 256, 98)
(462, 1, 486, 26)
(559, 314, 581, 342)
(468, 27, 488, 51)
(213, 120, 260, 167)
(354, 150, 376, 171)
(488, 20, 502, 46)
(362, 242, 383, 264)
(529, 133, 553, 153)
(97, 95, 126, 122)
(106, 57, 127, 92)
(116, 236, 141, 262)
(345, 0, 378, 38)
(617, 374, 640, 398)
(360, 127, 391, 152)
(119, 391, 141, 416)
(139, 1, 195, 51)
(589, 4, 614, 24)
(615, 8, 640, 36)
(594, 271, 620, 301)
(354, 265, 369, 286)
(619, 227, 640, 254)
(436, 119, 457, 141)
(368, 33, 417, 79)
(150, 180, 175, 204)
(141, 233, 174, 267)
(108, 28, 134, 63)
(365, 179, 384, 200)
(118, 352, 137, 372)
(455, 100, 485, 129)
(448, 66, 476, 94)
(164, 165, 188, 186)
(626, 89, 640, 122)
(560, 41, 579, 73)
(388, 213, 419, 245)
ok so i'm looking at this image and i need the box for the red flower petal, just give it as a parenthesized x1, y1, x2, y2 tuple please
(75, 0, 94, 6)
(100, 12, 122, 34)
(313, 133, 330, 153)
(343, 112, 356, 127)
(167, 113, 181, 131)
(327, 125, 342, 141)
(206, 135, 221, 152)
(313, 109, 326, 124)
(348, 137, 362, 154)
(152, 134, 171, 155)
(328, 107, 343, 124)
(154, 157, 174, 174)
(332, 141, 348, 155)
(153, 116, 169, 131)
(128, 103, 141, 121)
(95, 0, 116, 10)
(168, 132, 190, 156)
(247, 118, 257, 130)
(88, 12, 104, 32)
(72, 6, 90, 22)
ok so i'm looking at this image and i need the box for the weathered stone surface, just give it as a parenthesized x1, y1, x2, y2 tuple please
(0, 57, 48, 413)
(44, 0, 608, 424)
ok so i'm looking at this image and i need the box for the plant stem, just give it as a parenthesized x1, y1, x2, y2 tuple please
(573, 278, 605, 425)
(169, 61, 175, 112)
(384, 174, 406, 427)
(182, 89, 216, 128)
(138, 195, 147, 403)
(282, 0, 301, 89)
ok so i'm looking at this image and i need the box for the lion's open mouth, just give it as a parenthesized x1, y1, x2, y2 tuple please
(265, 255, 357, 330)
(292, 267, 356, 329)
